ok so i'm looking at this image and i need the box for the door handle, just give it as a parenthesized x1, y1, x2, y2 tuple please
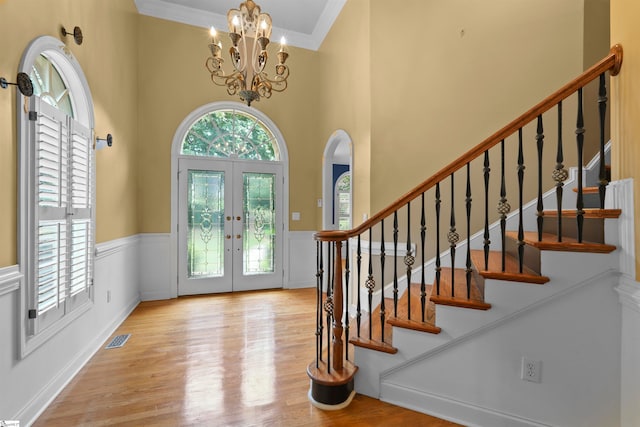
(236, 234, 241, 239)
(226, 216, 232, 221)
(226, 234, 231, 239)
(236, 216, 241, 221)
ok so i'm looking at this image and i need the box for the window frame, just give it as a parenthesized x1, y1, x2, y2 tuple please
(17, 36, 95, 357)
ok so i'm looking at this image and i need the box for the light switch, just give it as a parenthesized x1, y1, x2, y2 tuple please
(292, 212, 301, 221)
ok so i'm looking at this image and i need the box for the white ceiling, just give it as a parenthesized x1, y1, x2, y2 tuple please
(134, 0, 346, 51)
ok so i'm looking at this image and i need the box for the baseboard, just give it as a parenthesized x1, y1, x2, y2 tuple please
(16, 296, 140, 426)
(381, 382, 552, 427)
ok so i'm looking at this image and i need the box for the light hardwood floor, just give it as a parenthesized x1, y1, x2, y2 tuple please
(35, 288, 459, 426)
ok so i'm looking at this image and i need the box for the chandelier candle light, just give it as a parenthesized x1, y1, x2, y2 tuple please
(205, 0, 290, 106)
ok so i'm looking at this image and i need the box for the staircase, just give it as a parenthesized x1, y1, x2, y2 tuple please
(307, 45, 625, 426)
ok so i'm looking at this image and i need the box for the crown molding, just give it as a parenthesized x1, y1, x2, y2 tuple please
(134, 0, 345, 51)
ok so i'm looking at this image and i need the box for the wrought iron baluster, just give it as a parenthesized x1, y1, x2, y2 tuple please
(576, 88, 585, 243)
(356, 235, 362, 338)
(405, 202, 414, 319)
(536, 115, 545, 241)
(344, 240, 350, 361)
(393, 211, 399, 317)
(517, 129, 525, 273)
(449, 174, 459, 298)
(554, 102, 567, 242)
(366, 228, 375, 340)
(598, 73, 608, 209)
(483, 151, 491, 270)
(435, 184, 442, 296)
(498, 140, 510, 272)
(465, 163, 472, 299)
(380, 220, 386, 341)
(316, 241, 323, 367)
(421, 193, 427, 320)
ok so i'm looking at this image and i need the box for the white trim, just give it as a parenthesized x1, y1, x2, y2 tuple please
(16, 297, 139, 426)
(134, 0, 346, 51)
(381, 383, 552, 427)
(95, 235, 140, 259)
(322, 129, 352, 230)
(359, 240, 415, 257)
(381, 269, 618, 378)
(170, 101, 290, 296)
(616, 275, 640, 313)
(606, 178, 635, 278)
(0, 265, 21, 297)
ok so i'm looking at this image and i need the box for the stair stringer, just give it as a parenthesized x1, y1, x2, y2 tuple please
(353, 246, 619, 398)
(354, 166, 580, 315)
(378, 268, 622, 427)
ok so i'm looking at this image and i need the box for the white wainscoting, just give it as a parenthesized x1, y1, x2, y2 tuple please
(287, 231, 316, 289)
(3, 235, 140, 425)
(139, 233, 174, 301)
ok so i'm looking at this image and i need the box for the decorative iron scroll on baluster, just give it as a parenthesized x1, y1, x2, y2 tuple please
(483, 151, 491, 270)
(576, 88, 585, 243)
(598, 73, 608, 209)
(517, 129, 525, 273)
(324, 298, 333, 373)
(553, 102, 568, 242)
(405, 203, 414, 319)
(448, 174, 459, 297)
(366, 229, 375, 340)
(315, 241, 323, 368)
(497, 140, 510, 272)
(536, 115, 545, 241)
(344, 240, 350, 361)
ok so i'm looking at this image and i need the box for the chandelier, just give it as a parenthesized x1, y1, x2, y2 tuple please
(205, 0, 290, 106)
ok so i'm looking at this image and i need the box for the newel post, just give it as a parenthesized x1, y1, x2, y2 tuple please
(332, 240, 344, 372)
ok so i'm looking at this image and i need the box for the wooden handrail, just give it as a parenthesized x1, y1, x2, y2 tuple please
(315, 44, 623, 242)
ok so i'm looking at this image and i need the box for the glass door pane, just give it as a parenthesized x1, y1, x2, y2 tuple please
(187, 170, 225, 278)
(232, 161, 283, 292)
(178, 159, 232, 295)
(242, 172, 275, 275)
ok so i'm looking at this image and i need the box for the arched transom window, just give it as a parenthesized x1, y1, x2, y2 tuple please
(30, 54, 74, 117)
(181, 109, 280, 161)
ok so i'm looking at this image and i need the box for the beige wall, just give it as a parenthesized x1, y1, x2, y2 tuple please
(611, 0, 640, 279)
(368, 0, 585, 213)
(0, 0, 139, 267)
(136, 16, 324, 232)
(316, 0, 371, 229)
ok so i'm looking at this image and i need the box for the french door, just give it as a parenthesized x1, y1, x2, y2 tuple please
(178, 158, 283, 295)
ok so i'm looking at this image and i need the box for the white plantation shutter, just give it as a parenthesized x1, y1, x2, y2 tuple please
(30, 97, 93, 333)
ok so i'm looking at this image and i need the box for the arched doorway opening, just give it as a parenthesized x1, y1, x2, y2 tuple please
(171, 102, 289, 295)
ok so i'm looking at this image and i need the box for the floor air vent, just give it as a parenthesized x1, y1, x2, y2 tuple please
(105, 334, 131, 349)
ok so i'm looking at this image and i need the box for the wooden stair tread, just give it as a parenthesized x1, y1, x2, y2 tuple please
(541, 208, 621, 218)
(470, 250, 549, 284)
(506, 231, 616, 253)
(430, 267, 491, 310)
(573, 186, 600, 194)
(387, 283, 441, 334)
(348, 335, 398, 354)
(349, 307, 397, 354)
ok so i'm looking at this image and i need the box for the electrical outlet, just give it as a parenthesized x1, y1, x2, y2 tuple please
(521, 358, 541, 383)
(107, 290, 111, 303)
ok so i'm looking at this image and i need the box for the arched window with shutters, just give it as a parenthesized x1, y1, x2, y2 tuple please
(18, 36, 95, 356)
